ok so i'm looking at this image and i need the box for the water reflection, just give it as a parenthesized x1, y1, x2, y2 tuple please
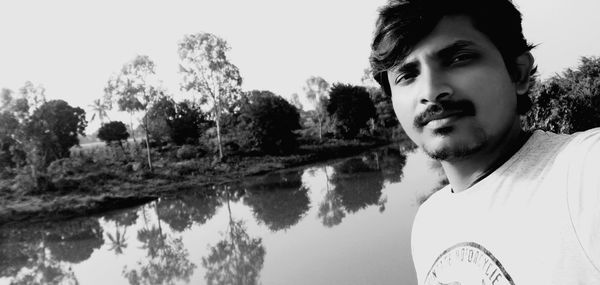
(103, 208, 138, 255)
(317, 149, 408, 227)
(203, 192, 265, 285)
(0, 218, 104, 284)
(243, 171, 310, 232)
(0, 145, 435, 285)
(123, 201, 197, 285)
(155, 192, 220, 232)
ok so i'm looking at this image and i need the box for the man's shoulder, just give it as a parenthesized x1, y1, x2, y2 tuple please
(543, 127, 600, 163)
(414, 184, 452, 223)
(566, 127, 600, 148)
(510, 128, 600, 168)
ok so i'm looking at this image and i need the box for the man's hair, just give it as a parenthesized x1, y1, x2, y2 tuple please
(370, 0, 536, 115)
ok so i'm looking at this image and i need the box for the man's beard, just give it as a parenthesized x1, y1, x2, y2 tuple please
(422, 128, 488, 161)
(413, 99, 483, 161)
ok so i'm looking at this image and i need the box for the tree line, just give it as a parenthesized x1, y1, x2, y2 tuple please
(2, 29, 600, 192)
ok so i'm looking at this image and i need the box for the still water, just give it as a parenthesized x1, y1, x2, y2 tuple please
(0, 146, 445, 285)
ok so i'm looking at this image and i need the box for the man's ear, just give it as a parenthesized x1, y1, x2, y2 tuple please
(514, 52, 534, 95)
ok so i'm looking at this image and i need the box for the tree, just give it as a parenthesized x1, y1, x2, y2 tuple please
(144, 97, 209, 145)
(360, 67, 378, 88)
(97, 121, 130, 149)
(18, 81, 47, 115)
(25, 99, 87, 166)
(302, 76, 330, 140)
(238, 90, 301, 154)
(360, 67, 398, 135)
(368, 86, 399, 132)
(143, 96, 175, 144)
(287, 93, 303, 110)
(524, 56, 600, 134)
(178, 33, 242, 160)
(88, 98, 110, 126)
(168, 100, 209, 145)
(327, 83, 376, 139)
(0, 111, 20, 169)
(105, 55, 161, 171)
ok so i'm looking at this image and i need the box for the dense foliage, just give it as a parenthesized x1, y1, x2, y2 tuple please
(524, 56, 600, 134)
(238, 90, 301, 154)
(327, 83, 376, 139)
(145, 97, 210, 145)
(97, 121, 130, 146)
(25, 99, 87, 165)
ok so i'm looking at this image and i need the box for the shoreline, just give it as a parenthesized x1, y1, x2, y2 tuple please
(0, 140, 405, 226)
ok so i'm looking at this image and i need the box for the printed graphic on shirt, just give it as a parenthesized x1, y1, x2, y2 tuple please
(425, 242, 514, 285)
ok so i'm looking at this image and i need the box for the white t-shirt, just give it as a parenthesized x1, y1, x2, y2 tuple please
(411, 129, 600, 285)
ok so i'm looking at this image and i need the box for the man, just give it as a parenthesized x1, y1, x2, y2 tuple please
(370, 0, 600, 284)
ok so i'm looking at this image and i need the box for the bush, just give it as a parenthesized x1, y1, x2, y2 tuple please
(172, 160, 202, 176)
(176, 145, 198, 160)
(238, 90, 301, 154)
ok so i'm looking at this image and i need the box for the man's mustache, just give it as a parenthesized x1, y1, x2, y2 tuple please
(413, 100, 476, 128)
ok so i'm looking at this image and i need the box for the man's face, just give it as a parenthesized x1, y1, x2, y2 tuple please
(387, 15, 521, 161)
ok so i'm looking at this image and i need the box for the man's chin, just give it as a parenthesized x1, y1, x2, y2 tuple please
(421, 138, 486, 161)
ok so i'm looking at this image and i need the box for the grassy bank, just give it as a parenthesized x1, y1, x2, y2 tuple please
(0, 138, 404, 225)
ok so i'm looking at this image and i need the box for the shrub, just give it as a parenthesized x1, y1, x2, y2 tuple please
(176, 145, 198, 160)
(238, 90, 301, 154)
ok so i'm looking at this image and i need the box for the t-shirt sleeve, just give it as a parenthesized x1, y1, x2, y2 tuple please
(567, 128, 600, 274)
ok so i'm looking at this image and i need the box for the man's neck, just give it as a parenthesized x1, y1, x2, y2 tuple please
(441, 122, 530, 193)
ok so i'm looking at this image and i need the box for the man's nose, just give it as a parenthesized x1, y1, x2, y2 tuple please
(419, 68, 453, 104)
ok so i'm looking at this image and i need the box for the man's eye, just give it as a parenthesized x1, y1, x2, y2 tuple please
(449, 53, 476, 65)
(395, 71, 418, 84)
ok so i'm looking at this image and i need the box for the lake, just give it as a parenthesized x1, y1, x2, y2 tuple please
(0, 145, 445, 285)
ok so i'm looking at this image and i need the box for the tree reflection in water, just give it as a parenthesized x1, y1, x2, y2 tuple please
(243, 170, 310, 232)
(155, 191, 221, 233)
(0, 218, 104, 284)
(103, 208, 139, 256)
(318, 188, 346, 227)
(318, 146, 409, 227)
(377, 146, 408, 184)
(123, 201, 197, 285)
(203, 188, 266, 285)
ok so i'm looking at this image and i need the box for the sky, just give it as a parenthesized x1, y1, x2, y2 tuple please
(1, 0, 599, 133)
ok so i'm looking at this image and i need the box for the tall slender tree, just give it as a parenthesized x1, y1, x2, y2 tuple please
(104, 55, 161, 171)
(303, 76, 330, 140)
(178, 33, 242, 160)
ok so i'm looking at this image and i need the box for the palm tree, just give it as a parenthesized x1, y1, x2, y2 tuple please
(89, 98, 110, 126)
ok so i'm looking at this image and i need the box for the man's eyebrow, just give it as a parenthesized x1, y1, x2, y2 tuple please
(436, 40, 479, 59)
(394, 60, 419, 74)
(391, 40, 478, 73)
